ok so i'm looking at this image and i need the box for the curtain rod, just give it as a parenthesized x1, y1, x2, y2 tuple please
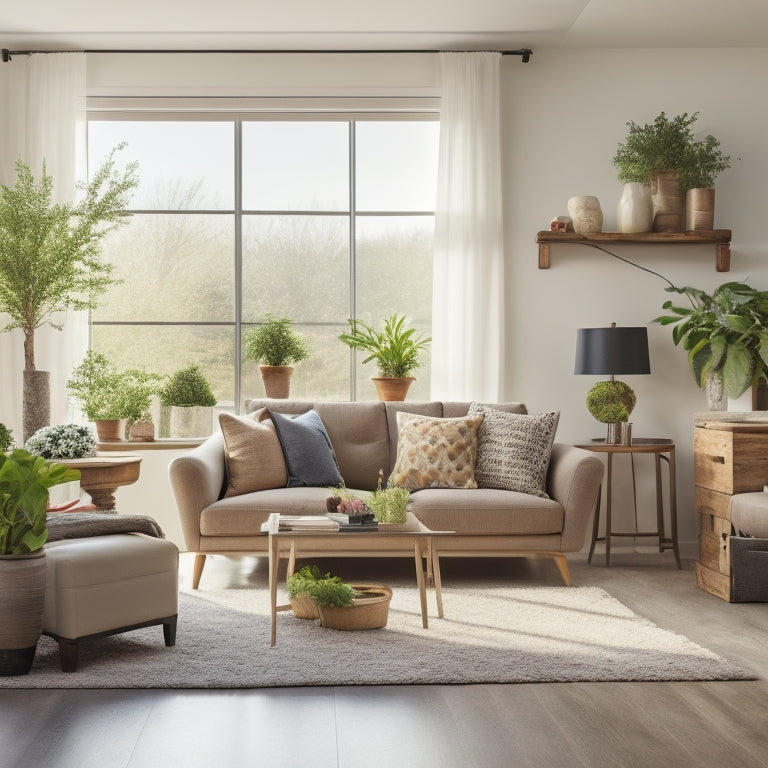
(2, 47, 532, 63)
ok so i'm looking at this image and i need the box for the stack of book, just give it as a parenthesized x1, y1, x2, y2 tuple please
(260, 514, 339, 533)
(326, 512, 379, 532)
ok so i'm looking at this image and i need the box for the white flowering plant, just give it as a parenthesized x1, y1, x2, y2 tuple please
(24, 424, 97, 459)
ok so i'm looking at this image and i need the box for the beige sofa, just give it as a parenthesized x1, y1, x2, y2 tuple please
(169, 400, 604, 589)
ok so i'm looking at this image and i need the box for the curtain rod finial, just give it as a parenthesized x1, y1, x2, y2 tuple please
(1, 49, 11, 63)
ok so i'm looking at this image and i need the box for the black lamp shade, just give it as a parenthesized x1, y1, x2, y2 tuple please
(574, 326, 650, 376)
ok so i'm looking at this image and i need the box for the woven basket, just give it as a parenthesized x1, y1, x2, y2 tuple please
(290, 594, 320, 620)
(317, 584, 392, 631)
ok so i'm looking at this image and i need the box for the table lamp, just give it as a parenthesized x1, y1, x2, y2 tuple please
(574, 323, 650, 444)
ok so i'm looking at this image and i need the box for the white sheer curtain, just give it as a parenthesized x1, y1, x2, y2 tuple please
(430, 52, 505, 402)
(0, 53, 87, 442)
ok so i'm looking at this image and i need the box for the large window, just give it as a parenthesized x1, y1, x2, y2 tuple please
(88, 110, 439, 411)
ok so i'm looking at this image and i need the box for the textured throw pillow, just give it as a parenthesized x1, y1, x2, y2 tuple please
(468, 403, 560, 498)
(269, 409, 343, 488)
(219, 410, 288, 497)
(389, 412, 483, 490)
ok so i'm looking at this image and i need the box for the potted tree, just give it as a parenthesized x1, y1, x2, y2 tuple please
(244, 315, 310, 399)
(654, 281, 768, 406)
(0, 147, 139, 441)
(67, 351, 162, 441)
(612, 112, 726, 233)
(0, 449, 80, 675)
(158, 364, 217, 438)
(339, 313, 431, 401)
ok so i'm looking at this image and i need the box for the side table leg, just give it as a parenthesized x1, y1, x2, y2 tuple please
(588, 493, 601, 564)
(269, 534, 279, 647)
(669, 448, 681, 569)
(430, 538, 445, 619)
(414, 542, 428, 629)
(605, 453, 613, 567)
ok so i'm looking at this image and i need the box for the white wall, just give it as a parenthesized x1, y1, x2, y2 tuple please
(86, 48, 768, 554)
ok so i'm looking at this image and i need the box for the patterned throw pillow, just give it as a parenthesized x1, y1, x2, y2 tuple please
(389, 412, 483, 490)
(219, 410, 288, 497)
(469, 404, 559, 498)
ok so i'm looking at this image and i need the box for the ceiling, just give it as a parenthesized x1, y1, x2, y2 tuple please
(2, 0, 768, 55)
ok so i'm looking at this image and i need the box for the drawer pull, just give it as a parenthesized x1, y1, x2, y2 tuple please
(711, 456, 725, 464)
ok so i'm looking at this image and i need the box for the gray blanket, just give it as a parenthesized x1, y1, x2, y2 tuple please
(46, 511, 165, 542)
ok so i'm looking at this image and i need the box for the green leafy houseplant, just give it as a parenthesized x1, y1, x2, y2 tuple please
(339, 313, 431, 379)
(158, 364, 217, 408)
(0, 146, 139, 440)
(0, 424, 13, 453)
(367, 471, 411, 524)
(680, 134, 731, 190)
(0, 449, 80, 554)
(654, 281, 768, 398)
(287, 564, 355, 608)
(244, 315, 310, 367)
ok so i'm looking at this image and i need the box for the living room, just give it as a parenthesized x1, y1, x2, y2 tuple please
(2, 1, 768, 766)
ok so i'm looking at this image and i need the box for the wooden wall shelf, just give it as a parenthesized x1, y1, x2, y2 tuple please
(536, 230, 732, 272)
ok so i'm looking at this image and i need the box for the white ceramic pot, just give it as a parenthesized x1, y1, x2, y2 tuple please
(617, 183, 653, 233)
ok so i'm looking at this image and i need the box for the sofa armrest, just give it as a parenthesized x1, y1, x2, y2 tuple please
(168, 432, 226, 552)
(547, 443, 604, 552)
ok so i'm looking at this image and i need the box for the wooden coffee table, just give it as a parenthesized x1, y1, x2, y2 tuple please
(267, 513, 453, 646)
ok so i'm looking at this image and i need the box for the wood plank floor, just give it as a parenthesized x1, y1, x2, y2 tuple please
(1, 551, 767, 768)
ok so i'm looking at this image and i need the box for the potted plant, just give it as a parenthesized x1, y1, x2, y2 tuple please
(680, 134, 731, 230)
(0, 449, 80, 675)
(0, 146, 139, 441)
(367, 470, 411, 524)
(0, 424, 13, 453)
(24, 423, 97, 459)
(295, 566, 392, 631)
(612, 111, 722, 233)
(654, 281, 768, 404)
(339, 313, 431, 401)
(286, 564, 325, 619)
(158, 364, 217, 438)
(67, 352, 162, 441)
(244, 315, 310, 399)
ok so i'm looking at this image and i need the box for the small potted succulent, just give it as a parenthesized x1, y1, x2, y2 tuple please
(339, 313, 431, 401)
(158, 364, 217, 438)
(244, 315, 310, 399)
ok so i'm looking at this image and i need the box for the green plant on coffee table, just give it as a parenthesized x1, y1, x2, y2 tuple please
(24, 424, 97, 459)
(368, 470, 411, 523)
(327, 484, 373, 516)
(0, 423, 13, 452)
(244, 315, 310, 367)
(653, 281, 768, 398)
(585, 381, 636, 424)
(287, 565, 356, 608)
(339, 313, 431, 378)
(159, 364, 217, 407)
(0, 449, 80, 554)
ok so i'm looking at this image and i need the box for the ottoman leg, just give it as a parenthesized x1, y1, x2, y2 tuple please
(163, 615, 178, 647)
(58, 638, 80, 673)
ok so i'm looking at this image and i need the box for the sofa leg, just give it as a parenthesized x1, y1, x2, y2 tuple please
(58, 638, 80, 673)
(553, 554, 571, 586)
(192, 553, 206, 589)
(163, 615, 178, 647)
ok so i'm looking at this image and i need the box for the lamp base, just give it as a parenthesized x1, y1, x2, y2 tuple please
(606, 422, 632, 446)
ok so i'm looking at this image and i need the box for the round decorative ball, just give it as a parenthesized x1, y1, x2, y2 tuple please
(586, 381, 636, 423)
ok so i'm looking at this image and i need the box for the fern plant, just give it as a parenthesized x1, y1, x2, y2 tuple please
(244, 315, 310, 367)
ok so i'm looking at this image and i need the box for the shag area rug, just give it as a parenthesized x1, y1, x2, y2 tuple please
(2, 585, 752, 688)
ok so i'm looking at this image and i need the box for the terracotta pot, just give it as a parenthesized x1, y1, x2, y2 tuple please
(317, 584, 392, 631)
(259, 365, 294, 399)
(686, 187, 715, 230)
(372, 377, 414, 402)
(0, 550, 46, 676)
(94, 418, 125, 442)
(22, 369, 50, 443)
(651, 170, 684, 232)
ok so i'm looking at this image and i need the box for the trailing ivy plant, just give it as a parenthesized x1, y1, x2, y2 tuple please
(654, 281, 768, 398)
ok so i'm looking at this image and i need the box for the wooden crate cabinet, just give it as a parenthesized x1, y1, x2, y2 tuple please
(693, 416, 768, 601)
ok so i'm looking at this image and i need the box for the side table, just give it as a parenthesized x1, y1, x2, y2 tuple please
(575, 438, 680, 568)
(56, 455, 142, 510)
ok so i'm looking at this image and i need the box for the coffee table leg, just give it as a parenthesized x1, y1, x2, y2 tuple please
(269, 533, 279, 647)
(431, 542, 444, 619)
(414, 542, 428, 629)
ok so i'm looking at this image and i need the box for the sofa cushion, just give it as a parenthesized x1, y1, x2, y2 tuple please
(389, 412, 483, 490)
(385, 402, 444, 473)
(410, 488, 563, 534)
(219, 410, 288, 497)
(469, 404, 559, 499)
(269, 409, 343, 488)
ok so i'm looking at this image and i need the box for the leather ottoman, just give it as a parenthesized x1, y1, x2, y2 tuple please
(43, 533, 179, 672)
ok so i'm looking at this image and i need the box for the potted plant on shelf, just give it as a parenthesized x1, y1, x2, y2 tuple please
(612, 111, 727, 233)
(654, 281, 768, 408)
(243, 315, 310, 399)
(0, 449, 80, 675)
(0, 146, 138, 442)
(158, 364, 217, 438)
(339, 313, 431, 401)
(680, 135, 731, 231)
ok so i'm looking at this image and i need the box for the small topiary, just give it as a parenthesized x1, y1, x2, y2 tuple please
(159, 364, 217, 407)
(586, 381, 636, 423)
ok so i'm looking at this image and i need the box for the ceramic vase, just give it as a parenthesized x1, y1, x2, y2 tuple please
(617, 183, 653, 233)
(650, 170, 684, 232)
(686, 188, 715, 230)
(567, 196, 603, 234)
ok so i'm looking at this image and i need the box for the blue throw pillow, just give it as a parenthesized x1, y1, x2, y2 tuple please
(269, 409, 343, 488)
